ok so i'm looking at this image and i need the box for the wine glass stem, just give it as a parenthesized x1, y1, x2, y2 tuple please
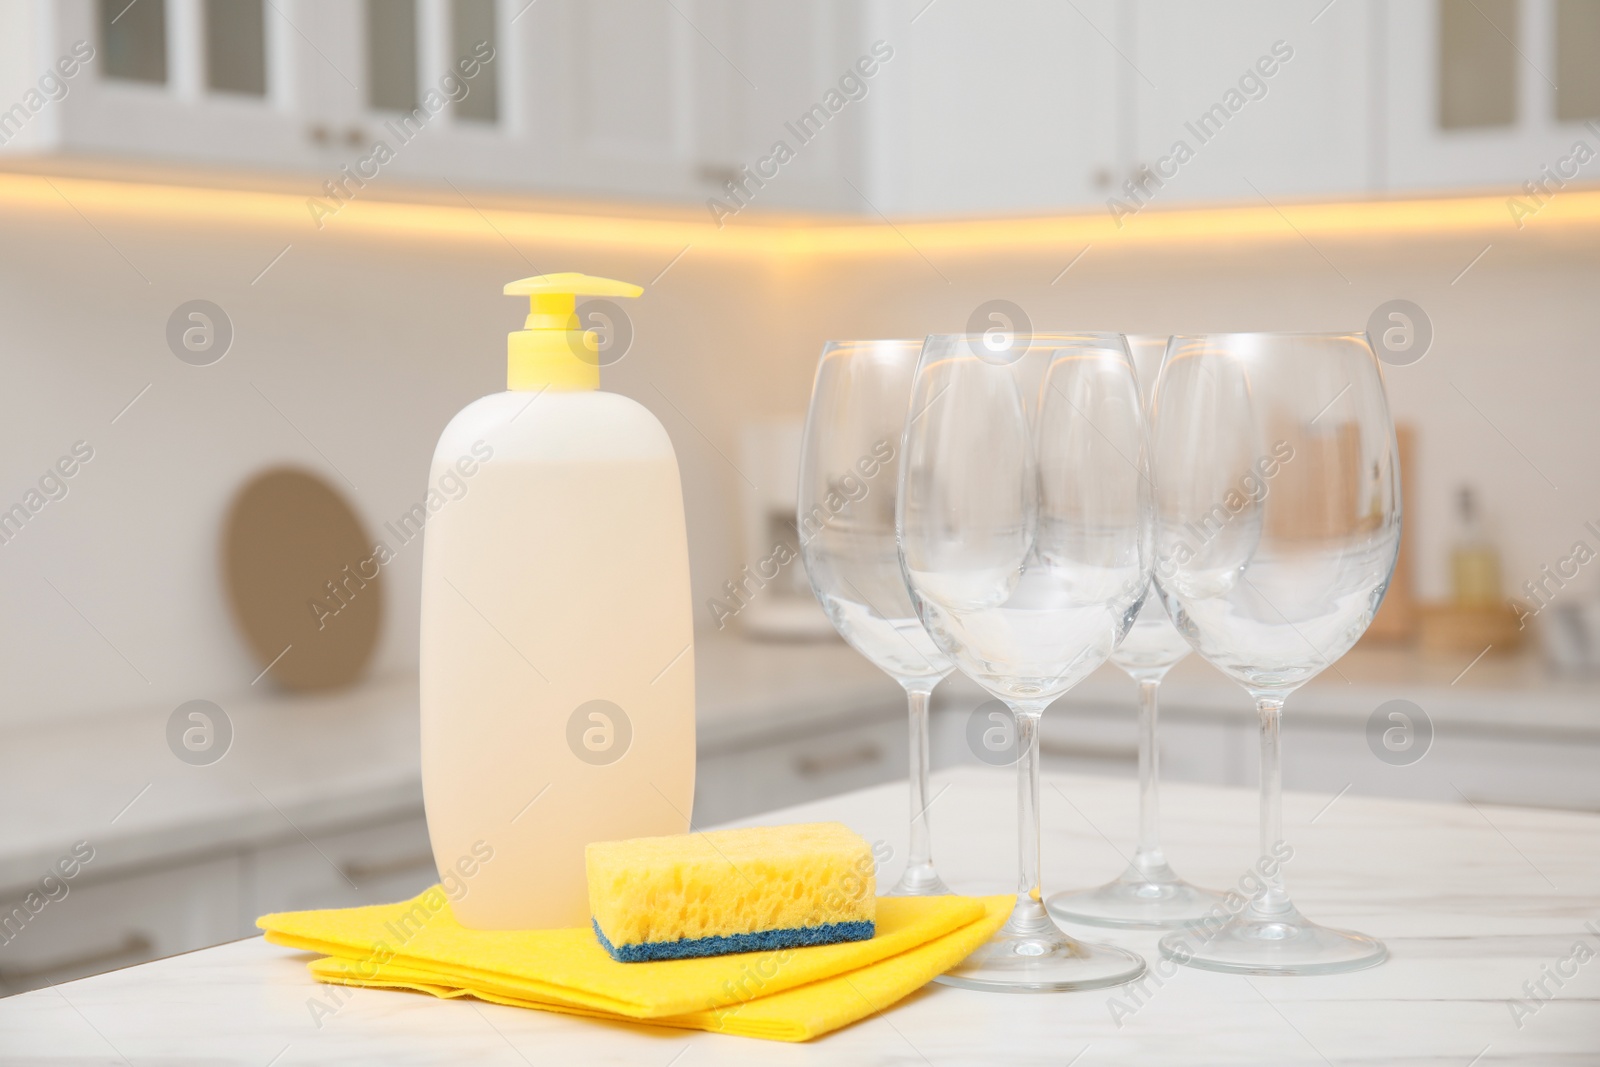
(1135, 678, 1162, 862)
(1255, 696, 1291, 917)
(1014, 707, 1043, 907)
(903, 685, 938, 886)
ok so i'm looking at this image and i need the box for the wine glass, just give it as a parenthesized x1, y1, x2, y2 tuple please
(1046, 336, 1224, 928)
(1150, 332, 1400, 975)
(798, 339, 956, 896)
(898, 331, 1149, 992)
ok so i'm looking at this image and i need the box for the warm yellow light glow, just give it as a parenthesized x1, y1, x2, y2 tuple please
(1, 171, 1595, 259)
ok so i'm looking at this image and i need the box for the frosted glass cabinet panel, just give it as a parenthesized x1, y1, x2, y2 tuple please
(44, 0, 308, 170)
(204, 0, 267, 97)
(1384, 0, 1600, 194)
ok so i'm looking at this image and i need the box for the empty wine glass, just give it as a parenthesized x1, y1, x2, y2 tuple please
(898, 331, 1149, 992)
(798, 339, 956, 896)
(1047, 335, 1223, 928)
(1150, 332, 1400, 975)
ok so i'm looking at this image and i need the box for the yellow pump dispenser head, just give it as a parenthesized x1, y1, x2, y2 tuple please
(503, 273, 643, 391)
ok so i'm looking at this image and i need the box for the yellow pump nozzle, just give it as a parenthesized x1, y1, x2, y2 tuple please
(502, 273, 643, 391)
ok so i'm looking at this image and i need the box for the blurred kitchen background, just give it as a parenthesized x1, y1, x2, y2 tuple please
(2, 0, 1599, 991)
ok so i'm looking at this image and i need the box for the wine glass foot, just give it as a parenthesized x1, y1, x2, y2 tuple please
(1158, 907, 1387, 976)
(888, 864, 953, 897)
(933, 899, 1146, 992)
(1046, 868, 1226, 929)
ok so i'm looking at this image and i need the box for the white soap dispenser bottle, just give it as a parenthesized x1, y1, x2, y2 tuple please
(420, 273, 695, 929)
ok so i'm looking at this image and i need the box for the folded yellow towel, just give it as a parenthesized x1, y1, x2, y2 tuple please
(259, 888, 1010, 1042)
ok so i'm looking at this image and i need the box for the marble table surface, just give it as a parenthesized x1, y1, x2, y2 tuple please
(3, 766, 1597, 1065)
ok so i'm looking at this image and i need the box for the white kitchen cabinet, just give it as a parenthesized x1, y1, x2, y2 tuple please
(317, 0, 531, 194)
(516, 0, 706, 203)
(0, 854, 244, 995)
(1044, 706, 1251, 787)
(862, 0, 1122, 217)
(46, 0, 317, 172)
(695, 706, 907, 826)
(929, 694, 1251, 790)
(11, 0, 1598, 212)
(1125, 0, 1374, 207)
(1280, 716, 1600, 812)
(1381, 0, 1600, 195)
(4, 0, 874, 211)
(37, 0, 524, 181)
(868, 0, 1600, 212)
(9, 0, 568, 189)
(692, 0, 875, 215)
(0, 812, 438, 996)
(0, 4, 55, 153)
(930, 682, 1600, 818)
(244, 811, 437, 919)
(397, 0, 874, 208)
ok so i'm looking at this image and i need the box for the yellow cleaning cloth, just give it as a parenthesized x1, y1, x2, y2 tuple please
(260, 889, 1010, 1042)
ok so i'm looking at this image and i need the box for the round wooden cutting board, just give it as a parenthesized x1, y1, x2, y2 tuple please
(222, 467, 382, 692)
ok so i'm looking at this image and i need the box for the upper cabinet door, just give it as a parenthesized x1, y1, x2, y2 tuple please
(346, 0, 532, 192)
(693, 0, 870, 216)
(283, 0, 373, 163)
(864, 0, 1122, 217)
(1384, 0, 1600, 193)
(520, 0, 701, 201)
(526, 0, 868, 211)
(1127, 0, 1375, 208)
(51, 0, 318, 170)
(46, 0, 532, 191)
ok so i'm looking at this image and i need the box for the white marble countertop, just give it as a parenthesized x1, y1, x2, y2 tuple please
(5, 766, 1596, 1064)
(6, 631, 1597, 892)
(0, 636, 907, 892)
(0, 636, 896, 895)
(707, 628, 1600, 742)
(697, 630, 908, 748)
(0, 675, 426, 893)
(694, 630, 901, 751)
(937, 641, 1600, 739)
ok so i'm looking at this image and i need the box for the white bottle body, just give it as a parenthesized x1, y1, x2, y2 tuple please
(420, 389, 694, 929)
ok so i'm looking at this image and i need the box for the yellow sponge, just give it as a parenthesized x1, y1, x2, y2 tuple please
(586, 822, 876, 962)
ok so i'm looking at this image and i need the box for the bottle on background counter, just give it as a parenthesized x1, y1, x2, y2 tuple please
(1451, 486, 1501, 607)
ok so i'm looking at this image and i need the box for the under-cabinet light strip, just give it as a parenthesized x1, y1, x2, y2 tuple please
(1, 172, 1594, 257)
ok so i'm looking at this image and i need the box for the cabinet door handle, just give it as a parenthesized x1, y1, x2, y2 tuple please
(1038, 739, 1139, 763)
(340, 852, 438, 885)
(0, 932, 153, 983)
(795, 743, 885, 779)
(697, 164, 741, 186)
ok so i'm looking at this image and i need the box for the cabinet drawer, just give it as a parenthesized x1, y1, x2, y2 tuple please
(1281, 719, 1600, 812)
(1047, 707, 1245, 786)
(0, 855, 243, 995)
(695, 716, 907, 825)
(932, 698, 1242, 787)
(1038, 710, 1139, 776)
(246, 813, 438, 919)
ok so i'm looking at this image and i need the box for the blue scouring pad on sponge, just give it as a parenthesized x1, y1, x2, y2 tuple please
(585, 822, 877, 962)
